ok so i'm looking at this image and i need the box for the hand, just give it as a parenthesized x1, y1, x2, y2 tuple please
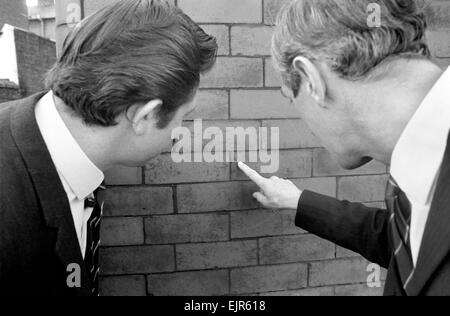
(238, 161, 302, 210)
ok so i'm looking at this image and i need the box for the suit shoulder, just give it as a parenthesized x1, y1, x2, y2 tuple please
(0, 102, 32, 204)
(0, 104, 17, 158)
(0, 102, 13, 124)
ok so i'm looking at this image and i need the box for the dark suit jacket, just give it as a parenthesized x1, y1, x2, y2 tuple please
(296, 133, 450, 296)
(0, 93, 93, 296)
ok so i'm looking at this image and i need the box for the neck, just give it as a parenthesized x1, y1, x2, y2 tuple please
(53, 95, 118, 172)
(355, 59, 444, 165)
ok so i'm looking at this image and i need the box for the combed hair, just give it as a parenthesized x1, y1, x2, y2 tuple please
(272, 0, 430, 96)
(46, 0, 217, 128)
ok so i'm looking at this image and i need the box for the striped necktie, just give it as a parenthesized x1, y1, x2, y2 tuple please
(84, 184, 106, 296)
(385, 176, 414, 294)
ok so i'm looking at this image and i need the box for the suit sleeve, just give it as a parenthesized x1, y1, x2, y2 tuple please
(296, 190, 392, 268)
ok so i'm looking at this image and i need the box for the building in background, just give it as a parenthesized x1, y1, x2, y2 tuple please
(0, 0, 28, 30)
(0, 0, 56, 103)
(28, 0, 56, 41)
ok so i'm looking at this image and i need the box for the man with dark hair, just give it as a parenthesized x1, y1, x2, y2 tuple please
(239, 0, 450, 296)
(0, 0, 217, 296)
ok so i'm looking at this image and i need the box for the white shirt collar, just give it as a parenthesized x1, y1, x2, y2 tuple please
(35, 91, 104, 200)
(391, 67, 450, 205)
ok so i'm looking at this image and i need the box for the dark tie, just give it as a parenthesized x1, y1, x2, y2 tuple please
(84, 184, 106, 296)
(385, 176, 414, 294)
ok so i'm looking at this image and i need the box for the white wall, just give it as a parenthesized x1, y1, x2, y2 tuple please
(0, 24, 19, 85)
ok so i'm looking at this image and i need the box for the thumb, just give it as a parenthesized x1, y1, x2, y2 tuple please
(253, 192, 269, 207)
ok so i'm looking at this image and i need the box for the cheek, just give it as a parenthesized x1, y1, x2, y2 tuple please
(302, 107, 335, 140)
(301, 111, 327, 139)
(157, 129, 175, 152)
(301, 113, 340, 152)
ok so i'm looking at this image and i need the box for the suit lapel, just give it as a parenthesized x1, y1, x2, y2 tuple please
(9, 92, 92, 296)
(406, 133, 450, 296)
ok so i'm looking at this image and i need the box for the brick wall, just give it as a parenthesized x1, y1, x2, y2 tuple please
(0, 0, 28, 30)
(74, 0, 450, 296)
(0, 23, 55, 102)
(14, 28, 56, 96)
(28, 0, 57, 41)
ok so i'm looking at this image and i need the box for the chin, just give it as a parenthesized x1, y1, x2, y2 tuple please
(338, 155, 373, 170)
(129, 151, 162, 167)
(123, 156, 155, 168)
(122, 161, 146, 168)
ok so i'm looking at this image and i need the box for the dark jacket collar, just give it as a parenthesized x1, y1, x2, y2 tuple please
(9, 91, 92, 295)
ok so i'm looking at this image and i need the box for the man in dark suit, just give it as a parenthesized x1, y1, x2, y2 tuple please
(239, 0, 450, 295)
(0, 0, 217, 296)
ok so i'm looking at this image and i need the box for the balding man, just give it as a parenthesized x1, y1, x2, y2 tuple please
(240, 0, 450, 296)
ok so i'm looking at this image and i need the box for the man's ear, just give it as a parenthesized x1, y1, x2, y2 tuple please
(129, 99, 162, 136)
(293, 56, 326, 107)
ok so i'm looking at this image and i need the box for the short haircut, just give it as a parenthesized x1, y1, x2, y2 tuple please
(46, 0, 217, 128)
(272, 0, 430, 96)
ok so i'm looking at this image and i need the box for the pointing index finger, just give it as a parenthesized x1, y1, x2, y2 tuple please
(238, 161, 267, 189)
